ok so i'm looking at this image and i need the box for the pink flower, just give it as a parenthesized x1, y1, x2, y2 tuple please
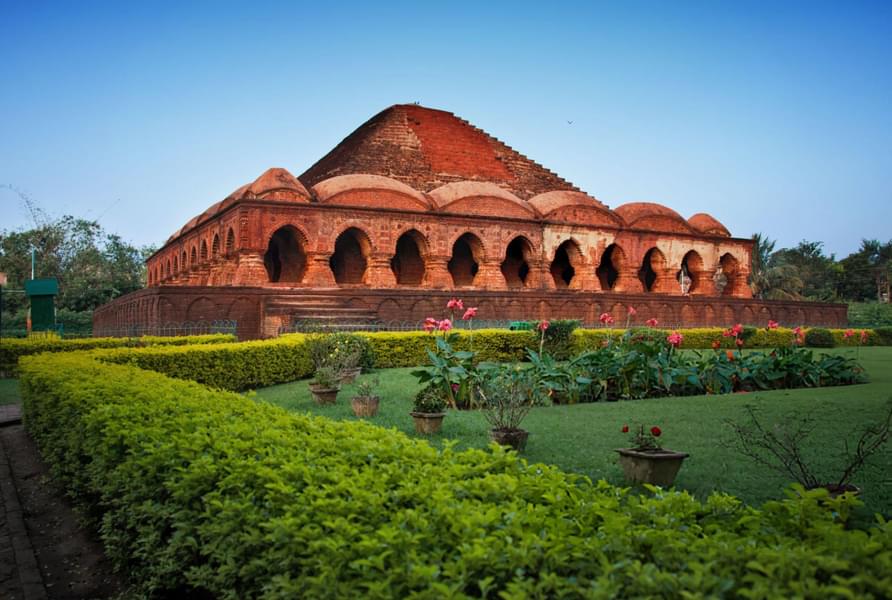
(645, 318, 659, 327)
(861, 330, 869, 343)
(423, 317, 437, 333)
(711, 340, 721, 350)
(767, 320, 779, 330)
(599, 312, 612, 325)
(722, 329, 733, 338)
(731, 323, 744, 337)
(844, 329, 854, 339)
(461, 307, 478, 320)
(446, 298, 464, 310)
(627, 306, 637, 316)
(538, 320, 550, 332)
(736, 338, 744, 348)
(451, 383, 459, 392)
(792, 326, 802, 335)
(667, 331, 683, 348)
(438, 318, 452, 332)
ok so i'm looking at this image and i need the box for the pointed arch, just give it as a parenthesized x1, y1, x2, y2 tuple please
(678, 250, 704, 294)
(330, 226, 372, 284)
(638, 247, 667, 292)
(225, 227, 235, 255)
(596, 243, 625, 290)
(391, 229, 428, 285)
(550, 239, 583, 289)
(190, 246, 198, 267)
(173, 255, 179, 275)
(449, 232, 484, 286)
(211, 233, 220, 258)
(719, 253, 742, 297)
(501, 236, 533, 288)
(181, 250, 188, 272)
(200, 239, 208, 262)
(264, 226, 307, 283)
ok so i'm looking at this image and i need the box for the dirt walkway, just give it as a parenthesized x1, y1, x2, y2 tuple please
(0, 415, 125, 599)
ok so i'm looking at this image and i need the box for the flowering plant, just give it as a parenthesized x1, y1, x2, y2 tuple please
(621, 423, 664, 451)
(414, 298, 480, 409)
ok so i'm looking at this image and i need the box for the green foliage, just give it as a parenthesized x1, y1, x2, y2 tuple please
(412, 385, 447, 413)
(524, 319, 578, 358)
(0, 333, 235, 375)
(874, 327, 892, 345)
(476, 363, 548, 430)
(849, 301, 892, 326)
(360, 329, 535, 368)
(19, 351, 892, 599)
(805, 327, 835, 348)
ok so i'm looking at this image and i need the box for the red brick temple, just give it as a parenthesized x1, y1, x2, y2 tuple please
(94, 104, 845, 338)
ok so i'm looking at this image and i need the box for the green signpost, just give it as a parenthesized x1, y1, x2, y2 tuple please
(25, 278, 59, 333)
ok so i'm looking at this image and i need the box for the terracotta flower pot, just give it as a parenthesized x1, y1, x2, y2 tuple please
(308, 384, 340, 405)
(490, 428, 529, 452)
(339, 367, 362, 384)
(351, 395, 380, 417)
(616, 448, 689, 487)
(410, 411, 446, 435)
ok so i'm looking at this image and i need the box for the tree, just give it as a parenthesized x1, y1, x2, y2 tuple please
(839, 239, 892, 303)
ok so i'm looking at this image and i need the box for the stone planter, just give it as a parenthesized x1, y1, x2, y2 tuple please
(410, 411, 446, 435)
(339, 367, 362, 384)
(351, 395, 380, 418)
(490, 428, 529, 452)
(308, 383, 340, 405)
(616, 448, 689, 487)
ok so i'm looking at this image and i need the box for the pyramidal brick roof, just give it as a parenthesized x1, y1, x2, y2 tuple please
(299, 104, 581, 199)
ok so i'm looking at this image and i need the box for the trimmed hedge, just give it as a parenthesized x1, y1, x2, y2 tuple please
(0, 333, 236, 375)
(20, 352, 892, 599)
(355, 329, 537, 368)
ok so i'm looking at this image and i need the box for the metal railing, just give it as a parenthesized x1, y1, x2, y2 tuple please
(92, 320, 238, 338)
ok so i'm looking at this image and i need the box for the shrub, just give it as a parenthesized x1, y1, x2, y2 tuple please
(19, 352, 892, 599)
(805, 327, 835, 348)
(525, 319, 578, 358)
(874, 326, 892, 345)
(0, 333, 236, 376)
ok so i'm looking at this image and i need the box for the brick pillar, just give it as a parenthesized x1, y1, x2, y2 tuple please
(232, 251, 268, 285)
(479, 259, 506, 290)
(426, 255, 453, 289)
(574, 264, 600, 292)
(614, 267, 643, 293)
(526, 260, 546, 289)
(691, 269, 716, 296)
(367, 253, 397, 287)
(303, 252, 336, 287)
(653, 268, 679, 294)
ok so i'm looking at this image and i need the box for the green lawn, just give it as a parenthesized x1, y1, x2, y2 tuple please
(0, 379, 21, 405)
(255, 347, 892, 517)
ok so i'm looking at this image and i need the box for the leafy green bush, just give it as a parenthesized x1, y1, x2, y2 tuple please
(0, 333, 236, 375)
(359, 330, 535, 368)
(19, 352, 892, 599)
(874, 326, 892, 345)
(525, 319, 578, 358)
(805, 327, 835, 348)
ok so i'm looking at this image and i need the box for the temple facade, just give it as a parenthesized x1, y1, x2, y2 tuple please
(94, 104, 845, 338)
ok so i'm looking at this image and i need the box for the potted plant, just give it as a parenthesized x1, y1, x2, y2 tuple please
(308, 366, 340, 405)
(410, 385, 447, 435)
(351, 377, 380, 418)
(725, 402, 892, 498)
(476, 364, 547, 452)
(616, 423, 689, 487)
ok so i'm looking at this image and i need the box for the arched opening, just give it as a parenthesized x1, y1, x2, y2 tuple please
(165, 260, 171, 279)
(596, 244, 623, 290)
(638, 248, 665, 292)
(677, 250, 704, 294)
(719, 253, 739, 296)
(181, 250, 187, 272)
(200, 240, 208, 262)
(211, 234, 220, 258)
(391, 230, 426, 285)
(448, 232, 482, 287)
(225, 228, 235, 255)
(330, 227, 370, 285)
(550, 240, 581, 289)
(264, 226, 307, 283)
(501, 236, 532, 288)
(173, 255, 179, 275)
(190, 247, 197, 268)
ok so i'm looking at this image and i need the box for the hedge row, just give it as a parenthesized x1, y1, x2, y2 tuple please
(0, 333, 236, 375)
(93, 327, 885, 392)
(20, 352, 892, 599)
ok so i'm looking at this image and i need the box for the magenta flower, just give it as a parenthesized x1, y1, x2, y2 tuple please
(667, 331, 683, 348)
(844, 329, 854, 339)
(627, 306, 637, 316)
(438, 318, 453, 332)
(446, 298, 464, 311)
(767, 320, 779, 330)
(538, 320, 550, 332)
(461, 307, 478, 320)
(645, 318, 659, 327)
(423, 317, 437, 333)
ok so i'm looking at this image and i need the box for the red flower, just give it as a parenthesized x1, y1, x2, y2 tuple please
(461, 307, 478, 320)
(650, 426, 662, 437)
(627, 306, 637, 316)
(767, 320, 779, 330)
(645, 318, 659, 327)
(538, 320, 550, 332)
(446, 298, 464, 310)
(667, 331, 683, 348)
(423, 317, 438, 333)
(792, 326, 802, 335)
(844, 329, 854, 339)
(731, 323, 744, 336)
(722, 329, 733, 338)
(599, 312, 614, 325)
(711, 340, 721, 350)
(736, 338, 744, 348)
(861, 330, 869, 343)
(438, 318, 452, 332)
(621, 424, 630, 433)
(726, 350, 735, 361)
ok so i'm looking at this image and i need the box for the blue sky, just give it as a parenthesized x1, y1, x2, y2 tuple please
(1, 1, 890, 258)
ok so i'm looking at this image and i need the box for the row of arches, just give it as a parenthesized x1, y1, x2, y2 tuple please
(260, 225, 745, 295)
(150, 228, 236, 285)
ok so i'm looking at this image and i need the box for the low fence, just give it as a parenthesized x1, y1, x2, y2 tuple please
(91, 320, 238, 338)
